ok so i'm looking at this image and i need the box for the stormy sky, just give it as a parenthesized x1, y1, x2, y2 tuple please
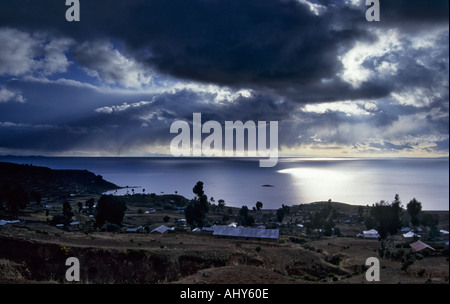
(0, 0, 448, 157)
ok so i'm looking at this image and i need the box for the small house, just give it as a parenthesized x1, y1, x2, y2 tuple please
(150, 225, 172, 234)
(403, 231, 420, 238)
(126, 226, 144, 233)
(363, 229, 379, 239)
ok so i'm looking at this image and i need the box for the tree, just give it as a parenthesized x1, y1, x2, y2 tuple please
(163, 215, 170, 223)
(282, 204, 291, 215)
(421, 213, 439, 228)
(276, 208, 285, 223)
(85, 198, 95, 210)
(390, 195, 403, 236)
(312, 212, 325, 229)
(218, 199, 226, 209)
(193, 181, 205, 197)
(4, 186, 29, 214)
(95, 195, 127, 228)
(421, 213, 440, 240)
(357, 205, 365, 221)
(323, 219, 335, 236)
(63, 202, 74, 219)
(370, 196, 402, 248)
(256, 201, 263, 211)
(185, 181, 209, 228)
(239, 205, 249, 221)
(364, 216, 377, 230)
(77, 202, 83, 213)
(407, 198, 422, 227)
(238, 205, 255, 226)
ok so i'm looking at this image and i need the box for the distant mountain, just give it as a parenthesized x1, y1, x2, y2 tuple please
(0, 162, 119, 197)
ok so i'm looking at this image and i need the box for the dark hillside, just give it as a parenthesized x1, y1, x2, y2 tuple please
(0, 162, 119, 197)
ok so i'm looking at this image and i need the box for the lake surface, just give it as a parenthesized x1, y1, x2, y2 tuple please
(1, 156, 448, 210)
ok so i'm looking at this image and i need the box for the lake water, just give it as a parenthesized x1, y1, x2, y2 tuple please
(1, 156, 448, 210)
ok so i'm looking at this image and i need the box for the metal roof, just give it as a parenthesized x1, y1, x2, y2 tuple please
(150, 225, 171, 234)
(212, 226, 279, 240)
(410, 241, 435, 252)
(403, 231, 420, 238)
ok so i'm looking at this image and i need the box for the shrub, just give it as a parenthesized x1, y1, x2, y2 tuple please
(100, 223, 122, 232)
(401, 258, 415, 271)
(302, 274, 319, 282)
(51, 214, 70, 226)
(59, 245, 71, 255)
(401, 253, 416, 271)
(390, 249, 405, 261)
(289, 237, 307, 245)
(333, 227, 341, 236)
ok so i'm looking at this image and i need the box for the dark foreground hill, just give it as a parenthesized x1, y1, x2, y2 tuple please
(0, 162, 119, 197)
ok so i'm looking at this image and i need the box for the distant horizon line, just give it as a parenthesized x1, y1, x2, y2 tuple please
(0, 154, 449, 160)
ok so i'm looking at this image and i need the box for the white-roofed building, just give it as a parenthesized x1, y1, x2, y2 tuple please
(363, 229, 379, 239)
(403, 231, 420, 238)
(127, 226, 144, 233)
(213, 226, 279, 240)
(0, 219, 20, 226)
(150, 225, 172, 234)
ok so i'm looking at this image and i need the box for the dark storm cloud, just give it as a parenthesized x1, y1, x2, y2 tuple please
(0, 0, 448, 156)
(381, 0, 449, 25)
(1, 0, 447, 102)
(0, 0, 374, 101)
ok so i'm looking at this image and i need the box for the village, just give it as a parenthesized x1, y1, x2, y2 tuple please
(1, 185, 448, 284)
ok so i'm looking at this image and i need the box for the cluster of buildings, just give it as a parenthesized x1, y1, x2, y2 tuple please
(357, 227, 449, 252)
(143, 223, 280, 241)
